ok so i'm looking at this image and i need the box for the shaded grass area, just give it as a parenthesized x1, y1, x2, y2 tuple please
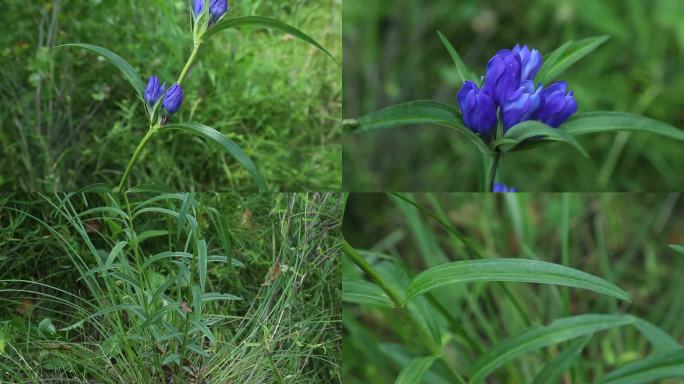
(0, 0, 341, 191)
(343, 0, 684, 191)
(343, 193, 684, 382)
(0, 192, 341, 383)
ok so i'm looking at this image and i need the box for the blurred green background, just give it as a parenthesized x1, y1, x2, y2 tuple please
(343, 0, 684, 191)
(0, 0, 341, 192)
(343, 192, 684, 382)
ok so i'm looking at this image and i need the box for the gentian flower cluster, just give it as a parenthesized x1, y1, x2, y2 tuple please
(492, 182, 518, 193)
(457, 44, 578, 137)
(193, 0, 230, 24)
(145, 76, 184, 116)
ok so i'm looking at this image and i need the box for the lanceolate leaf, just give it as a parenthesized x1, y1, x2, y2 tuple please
(532, 335, 591, 384)
(598, 348, 684, 384)
(342, 279, 394, 308)
(562, 112, 684, 142)
(197, 239, 208, 292)
(536, 36, 609, 83)
(500, 121, 588, 157)
(353, 100, 489, 155)
(632, 318, 682, 353)
(164, 123, 268, 192)
(670, 244, 684, 255)
(405, 259, 630, 302)
(204, 16, 337, 61)
(59, 43, 145, 100)
(470, 314, 635, 383)
(201, 292, 242, 302)
(395, 356, 438, 384)
(437, 31, 478, 85)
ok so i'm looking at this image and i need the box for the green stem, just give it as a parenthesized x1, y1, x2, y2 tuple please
(342, 240, 466, 384)
(177, 41, 202, 86)
(118, 128, 157, 192)
(486, 151, 501, 192)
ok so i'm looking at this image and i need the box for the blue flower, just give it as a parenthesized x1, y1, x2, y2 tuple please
(512, 44, 542, 81)
(162, 84, 184, 115)
(538, 81, 578, 127)
(502, 80, 544, 131)
(483, 49, 521, 106)
(457, 80, 498, 137)
(144, 76, 166, 105)
(194, 0, 229, 23)
(492, 183, 518, 192)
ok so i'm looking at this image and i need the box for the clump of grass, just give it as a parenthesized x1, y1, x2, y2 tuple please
(0, 192, 341, 383)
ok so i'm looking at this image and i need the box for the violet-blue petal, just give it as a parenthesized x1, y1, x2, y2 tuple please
(502, 80, 544, 130)
(538, 82, 578, 127)
(144, 75, 164, 105)
(457, 80, 497, 137)
(492, 183, 518, 192)
(484, 49, 521, 106)
(513, 44, 543, 81)
(162, 83, 184, 115)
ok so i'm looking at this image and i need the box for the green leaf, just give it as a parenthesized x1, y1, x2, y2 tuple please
(192, 285, 202, 318)
(598, 348, 684, 384)
(437, 31, 477, 85)
(405, 259, 630, 302)
(395, 356, 438, 384)
(532, 335, 591, 384)
(562, 112, 684, 142)
(356, 100, 458, 131)
(670, 244, 684, 255)
(632, 318, 682, 353)
(164, 123, 268, 192)
(162, 353, 181, 366)
(142, 251, 193, 268)
(537, 36, 609, 83)
(470, 314, 635, 383)
(105, 241, 128, 268)
(499, 121, 588, 157)
(353, 100, 489, 155)
(197, 239, 208, 292)
(58, 43, 145, 100)
(202, 292, 242, 302)
(137, 230, 169, 243)
(187, 343, 211, 358)
(342, 279, 394, 308)
(204, 16, 336, 62)
(38, 318, 56, 337)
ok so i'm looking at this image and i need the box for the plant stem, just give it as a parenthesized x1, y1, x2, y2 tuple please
(177, 41, 202, 86)
(486, 151, 501, 192)
(342, 240, 467, 384)
(118, 127, 156, 192)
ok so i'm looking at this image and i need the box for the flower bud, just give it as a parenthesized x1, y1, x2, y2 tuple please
(538, 81, 578, 128)
(512, 44, 542, 81)
(457, 80, 498, 137)
(492, 183, 518, 192)
(483, 49, 521, 106)
(194, 0, 229, 24)
(144, 76, 166, 105)
(162, 83, 184, 115)
(502, 80, 544, 131)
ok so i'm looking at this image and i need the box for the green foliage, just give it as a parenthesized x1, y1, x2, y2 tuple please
(0, 0, 341, 191)
(344, 0, 684, 191)
(342, 193, 684, 383)
(0, 193, 342, 383)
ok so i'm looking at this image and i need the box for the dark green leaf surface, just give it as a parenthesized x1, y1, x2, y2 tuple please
(470, 314, 635, 383)
(205, 16, 336, 61)
(537, 36, 609, 83)
(599, 348, 684, 384)
(395, 356, 438, 384)
(437, 31, 478, 85)
(342, 279, 394, 308)
(501, 121, 588, 157)
(164, 123, 268, 192)
(532, 335, 591, 384)
(405, 259, 630, 302)
(563, 112, 684, 142)
(59, 43, 145, 100)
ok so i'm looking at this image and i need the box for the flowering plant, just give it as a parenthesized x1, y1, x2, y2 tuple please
(59, 0, 334, 192)
(346, 33, 684, 191)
